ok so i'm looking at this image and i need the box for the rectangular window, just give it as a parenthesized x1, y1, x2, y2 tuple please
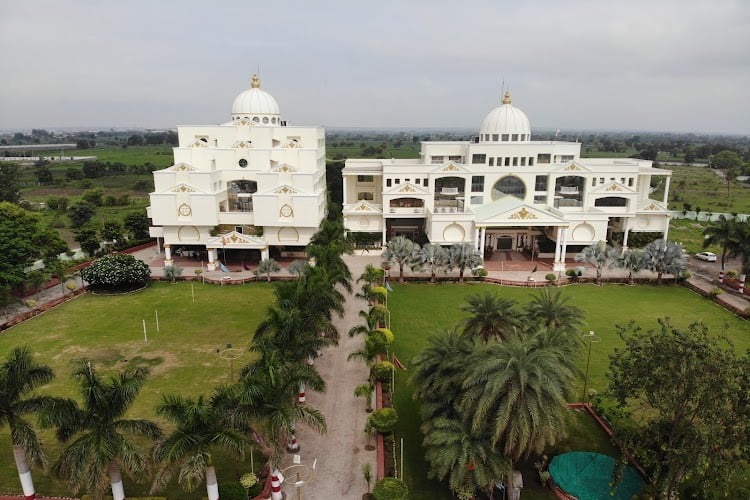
(537, 154, 551, 164)
(357, 175, 374, 183)
(512, 157, 518, 166)
(511, 134, 518, 141)
(448, 155, 463, 162)
(471, 176, 484, 192)
(489, 157, 495, 166)
(423, 178, 429, 186)
(592, 178, 596, 187)
(505, 157, 510, 166)
(472, 154, 486, 164)
(533, 195, 546, 204)
(386, 178, 392, 187)
(620, 177, 626, 184)
(492, 134, 499, 141)
(395, 178, 401, 184)
(535, 175, 548, 191)
(405, 178, 410, 183)
(501, 134, 509, 141)
(415, 178, 420, 185)
(628, 178, 634, 187)
(358, 192, 374, 201)
(520, 157, 527, 166)
(528, 157, 534, 166)
(600, 177, 605, 184)
(561, 155, 575, 162)
(431, 156, 444, 164)
(470, 196, 484, 204)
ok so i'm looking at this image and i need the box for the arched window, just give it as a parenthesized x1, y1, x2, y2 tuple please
(492, 176, 526, 200)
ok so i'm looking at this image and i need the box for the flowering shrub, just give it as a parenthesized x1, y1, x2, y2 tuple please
(81, 253, 150, 290)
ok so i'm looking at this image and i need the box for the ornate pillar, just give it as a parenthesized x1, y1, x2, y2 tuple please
(261, 247, 270, 261)
(164, 244, 173, 268)
(382, 225, 387, 246)
(663, 217, 670, 241)
(663, 176, 671, 205)
(553, 226, 565, 272)
(480, 227, 486, 252)
(560, 227, 568, 268)
(622, 218, 630, 254)
(475, 228, 481, 251)
(207, 248, 217, 271)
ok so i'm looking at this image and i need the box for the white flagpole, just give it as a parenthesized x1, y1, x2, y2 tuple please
(143, 320, 148, 342)
(155, 310, 160, 332)
(191, 283, 195, 302)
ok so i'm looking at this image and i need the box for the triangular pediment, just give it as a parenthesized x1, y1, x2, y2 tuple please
(432, 162, 469, 173)
(206, 231, 266, 249)
(554, 161, 591, 173)
(230, 140, 254, 149)
(169, 162, 196, 172)
(344, 200, 382, 214)
(167, 183, 205, 194)
(473, 198, 567, 225)
(270, 163, 298, 173)
(384, 182, 428, 195)
(592, 181, 636, 195)
(638, 200, 669, 213)
(189, 139, 209, 148)
(271, 184, 299, 195)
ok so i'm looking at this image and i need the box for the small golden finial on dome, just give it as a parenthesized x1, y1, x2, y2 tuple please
(251, 74, 260, 89)
(502, 91, 512, 105)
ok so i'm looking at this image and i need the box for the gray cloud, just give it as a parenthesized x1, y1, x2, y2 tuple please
(1, 0, 748, 134)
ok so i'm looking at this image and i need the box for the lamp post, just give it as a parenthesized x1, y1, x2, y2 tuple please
(281, 456, 317, 500)
(582, 330, 601, 402)
(220, 344, 243, 382)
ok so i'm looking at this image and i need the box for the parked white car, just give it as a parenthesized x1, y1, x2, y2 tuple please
(694, 252, 717, 262)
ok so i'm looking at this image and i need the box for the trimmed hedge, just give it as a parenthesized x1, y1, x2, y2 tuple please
(373, 477, 409, 500)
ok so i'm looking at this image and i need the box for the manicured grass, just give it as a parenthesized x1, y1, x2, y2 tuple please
(387, 282, 748, 499)
(0, 281, 275, 498)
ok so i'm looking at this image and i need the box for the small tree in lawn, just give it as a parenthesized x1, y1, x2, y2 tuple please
(255, 258, 280, 282)
(80, 253, 150, 291)
(641, 239, 686, 285)
(382, 236, 419, 283)
(411, 243, 449, 283)
(575, 241, 618, 285)
(616, 248, 645, 284)
(446, 242, 481, 283)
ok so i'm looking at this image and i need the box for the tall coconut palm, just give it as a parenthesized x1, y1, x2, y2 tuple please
(524, 288, 584, 332)
(460, 329, 577, 461)
(446, 242, 482, 283)
(307, 218, 353, 291)
(703, 215, 735, 274)
(459, 292, 520, 343)
(727, 220, 750, 275)
(411, 243, 449, 283)
(642, 239, 687, 285)
(616, 248, 646, 284)
(0, 346, 56, 500)
(151, 388, 245, 500)
(358, 263, 385, 288)
(382, 235, 419, 283)
(575, 240, 618, 285)
(42, 362, 161, 500)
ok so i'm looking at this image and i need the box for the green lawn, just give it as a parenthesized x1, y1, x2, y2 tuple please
(0, 281, 275, 498)
(387, 283, 749, 499)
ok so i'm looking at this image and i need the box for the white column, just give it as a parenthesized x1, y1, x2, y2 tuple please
(663, 219, 670, 241)
(553, 227, 562, 263)
(480, 227, 486, 252)
(663, 176, 671, 204)
(207, 248, 217, 271)
(342, 176, 349, 205)
(261, 247, 270, 261)
(561, 227, 568, 267)
(164, 244, 173, 268)
(622, 219, 630, 253)
(382, 225, 387, 246)
(475, 228, 481, 251)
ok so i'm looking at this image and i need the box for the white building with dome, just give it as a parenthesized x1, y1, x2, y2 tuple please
(148, 75, 327, 270)
(342, 91, 672, 271)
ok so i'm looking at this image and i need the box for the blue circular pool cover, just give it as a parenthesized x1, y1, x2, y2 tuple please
(548, 451, 645, 500)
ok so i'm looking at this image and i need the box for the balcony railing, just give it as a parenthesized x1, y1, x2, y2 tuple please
(388, 206, 426, 215)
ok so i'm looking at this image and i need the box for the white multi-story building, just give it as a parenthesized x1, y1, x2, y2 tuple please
(148, 75, 327, 270)
(342, 91, 672, 271)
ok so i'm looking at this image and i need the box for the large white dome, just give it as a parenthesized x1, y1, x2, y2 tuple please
(231, 75, 281, 125)
(479, 91, 531, 142)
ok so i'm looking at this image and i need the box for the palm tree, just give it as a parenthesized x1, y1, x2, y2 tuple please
(0, 347, 56, 500)
(703, 215, 735, 276)
(460, 329, 577, 462)
(354, 383, 374, 412)
(42, 362, 161, 500)
(307, 218, 353, 291)
(348, 305, 388, 337)
(524, 288, 584, 332)
(459, 292, 520, 343)
(642, 239, 687, 285)
(616, 248, 646, 284)
(411, 243, 449, 283)
(382, 236, 419, 283)
(575, 240, 618, 285)
(421, 415, 508, 498)
(358, 263, 385, 287)
(151, 388, 246, 500)
(446, 242, 482, 283)
(727, 220, 750, 275)
(287, 259, 309, 277)
(255, 258, 280, 282)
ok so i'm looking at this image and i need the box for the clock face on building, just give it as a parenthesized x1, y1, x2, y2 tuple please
(178, 203, 192, 216)
(280, 204, 293, 217)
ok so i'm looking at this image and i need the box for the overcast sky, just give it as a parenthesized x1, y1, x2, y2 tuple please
(1, 0, 748, 134)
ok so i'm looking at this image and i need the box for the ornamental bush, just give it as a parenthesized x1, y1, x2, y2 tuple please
(373, 477, 408, 500)
(371, 361, 394, 382)
(218, 482, 247, 500)
(368, 407, 398, 434)
(81, 253, 150, 291)
(545, 273, 557, 282)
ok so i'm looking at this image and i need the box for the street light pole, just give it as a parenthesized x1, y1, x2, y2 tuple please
(582, 330, 600, 402)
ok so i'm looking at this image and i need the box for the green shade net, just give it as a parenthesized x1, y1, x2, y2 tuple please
(549, 451, 645, 500)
